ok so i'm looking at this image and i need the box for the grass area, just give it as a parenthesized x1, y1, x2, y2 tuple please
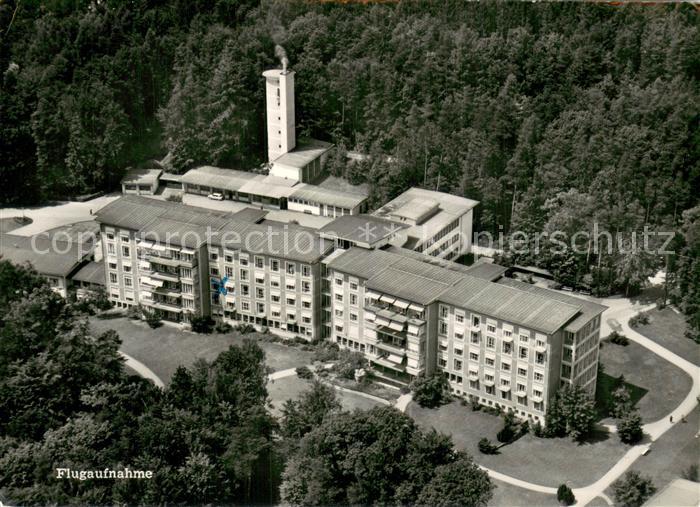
(603, 406, 700, 501)
(0, 216, 32, 233)
(598, 339, 692, 422)
(408, 400, 628, 488)
(489, 479, 558, 507)
(635, 307, 699, 366)
(595, 371, 648, 420)
(89, 316, 314, 383)
(267, 375, 385, 418)
(44, 220, 100, 242)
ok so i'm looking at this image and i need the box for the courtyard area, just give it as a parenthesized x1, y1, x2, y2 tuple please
(408, 400, 628, 488)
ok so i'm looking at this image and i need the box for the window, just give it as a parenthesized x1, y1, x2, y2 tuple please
(350, 313, 358, 322)
(302, 300, 311, 309)
(271, 259, 279, 272)
(240, 256, 249, 266)
(270, 278, 280, 288)
(471, 332, 480, 344)
(469, 352, 479, 361)
(241, 284, 250, 296)
(454, 347, 463, 356)
(502, 342, 512, 354)
(438, 358, 447, 368)
(335, 324, 343, 333)
(210, 251, 218, 261)
(472, 316, 481, 326)
(487, 324, 496, 333)
(257, 302, 265, 313)
(302, 264, 311, 277)
(225, 266, 234, 278)
(124, 276, 132, 287)
(335, 277, 343, 286)
(106, 232, 115, 240)
(334, 309, 344, 318)
(517, 367, 527, 377)
(519, 334, 529, 343)
(123, 264, 132, 273)
(122, 246, 130, 257)
(271, 294, 280, 303)
(534, 372, 544, 382)
(485, 357, 495, 367)
(439, 321, 448, 335)
(350, 293, 358, 306)
(349, 280, 358, 291)
(486, 336, 495, 349)
(241, 301, 250, 311)
(453, 359, 462, 370)
(181, 267, 193, 279)
(210, 267, 219, 276)
(255, 257, 264, 269)
(108, 262, 117, 270)
(335, 293, 343, 302)
(455, 332, 463, 340)
(533, 389, 543, 398)
(455, 313, 464, 323)
(109, 272, 117, 284)
(503, 329, 512, 338)
(225, 254, 233, 263)
(286, 263, 295, 275)
(240, 269, 248, 281)
(107, 243, 116, 255)
(302, 281, 311, 293)
(536, 352, 546, 365)
(182, 298, 194, 309)
(501, 361, 511, 372)
(440, 305, 449, 318)
(182, 283, 193, 294)
(286, 297, 296, 306)
(256, 287, 264, 299)
(302, 316, 312, 324)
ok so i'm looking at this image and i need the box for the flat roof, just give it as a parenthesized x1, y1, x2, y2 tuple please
(96, 195, 331, 263)
(71, 261, 105, 285)
(497, 277, 607, 333)
(180, 166, 259, 193)
(290, 183, 367, 210)
(0, 233, 88, 277)
(319, 215, 406, 247)
(384, 246, 507, 281)
(328, 247, 593, 334)
(273, 138, 333, 168)
(232, 207, 269, 223)
(121, 169, 162, 185)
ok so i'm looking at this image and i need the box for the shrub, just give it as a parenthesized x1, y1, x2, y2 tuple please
(127, 304, 143, 320)
(629, 313, 650, 328)
(191, 315, 214, 333)
(608, 331, 629, 346)
(233, 323, 256, 334)
(331, 349, 367, 380)
(165, 193, 183, 202)
(295, 366, 314, 380)
(532, 421, 545, 438)
(214, 320, 232, 334)
(496, 425, 515, 444)
(313, 341, 340, 362)
(617, 410, 643, 444)
(409, 372, 450, 408)
(557, 484, 575, 506)
(478, 437, 498, 455)
(656, 297, 666, 310)
(545, 385, 597, 441)
(612, 471, 656, 507)
(610, 385, 632, 418)
(142, 307, 162, 328)
(681, 464, 698, 482)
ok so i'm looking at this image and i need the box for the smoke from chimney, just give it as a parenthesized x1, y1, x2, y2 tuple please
(275, 44, 289, 73)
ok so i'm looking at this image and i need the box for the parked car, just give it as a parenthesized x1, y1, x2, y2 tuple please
(207, 192, 224, 201)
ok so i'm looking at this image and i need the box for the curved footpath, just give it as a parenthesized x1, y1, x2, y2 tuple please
(395, 297, 698, 507)
(119, 351, 165, 388)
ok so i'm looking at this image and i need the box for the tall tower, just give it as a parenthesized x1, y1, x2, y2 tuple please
(263, 68, 295, 163)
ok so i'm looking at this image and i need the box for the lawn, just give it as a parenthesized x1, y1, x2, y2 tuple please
(0, 216, 32, 233)
(603, 406, 700, 501)
(489, 479, 558, 507)
(635, 307, 699, 366)
(408, 400, 629, 488)
(89, 316, 315, 384)
(595, 372, 648, 421)
(267, 375, 385, 418)
(598, 338, 693, 422)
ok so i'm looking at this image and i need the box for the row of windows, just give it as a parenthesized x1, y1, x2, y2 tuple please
(210, 251, 312, 277)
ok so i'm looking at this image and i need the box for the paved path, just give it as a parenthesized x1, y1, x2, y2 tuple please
(1, 194, 119, 236)
(119, 351, 165, 388)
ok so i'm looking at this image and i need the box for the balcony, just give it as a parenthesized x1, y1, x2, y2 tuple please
(150, 270, 179, 283)
(376, 339, 406, 356)
(373, 354, 406, 372)
(146, 300, 183, 313)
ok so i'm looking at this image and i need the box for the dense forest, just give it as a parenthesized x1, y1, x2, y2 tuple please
(1, 1, 698, 335)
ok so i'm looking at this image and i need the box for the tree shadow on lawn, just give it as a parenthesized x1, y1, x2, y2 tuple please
(594, 371, 648, 420)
